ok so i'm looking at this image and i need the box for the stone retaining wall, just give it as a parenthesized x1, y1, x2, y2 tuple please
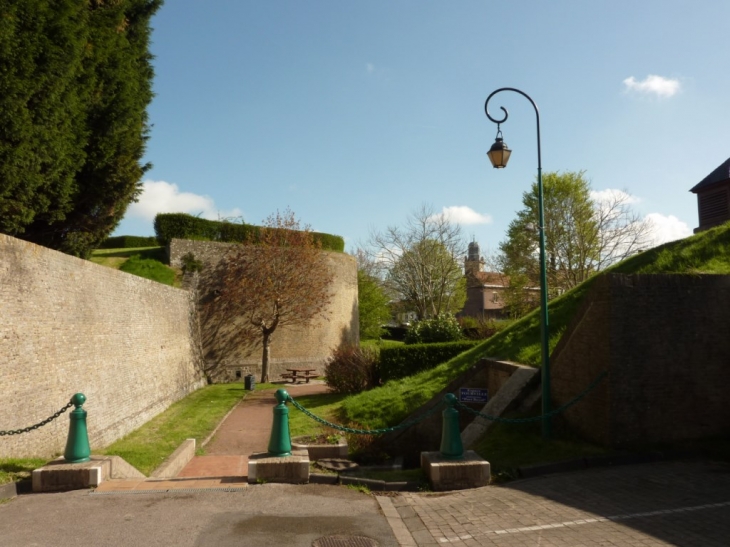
(0, 234, 205, 458)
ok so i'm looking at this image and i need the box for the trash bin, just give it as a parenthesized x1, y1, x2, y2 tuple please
(244, 374, 256, 391)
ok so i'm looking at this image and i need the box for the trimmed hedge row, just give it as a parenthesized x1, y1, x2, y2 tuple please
(99, 235, 159, 248)
(379, 341, 480, 382)
(153, 213, 345, 252)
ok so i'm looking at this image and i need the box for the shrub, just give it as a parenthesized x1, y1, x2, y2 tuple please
(99, 235, 158, 249)
(379, 340, 479, 382)
(181, 252, 203, 273)
(325, 345, 380, 394)
(458, 316, 514, 340)
(404, 314, 462, 344)
(382, 325, 408, 341)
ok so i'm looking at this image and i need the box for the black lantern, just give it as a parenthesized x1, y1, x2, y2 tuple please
(487, 128, 511, 168)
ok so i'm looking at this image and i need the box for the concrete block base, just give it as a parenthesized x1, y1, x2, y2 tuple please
(32, 456, 110, 493)
(421, 451, 490, 491)
(248, 449, 309, 484)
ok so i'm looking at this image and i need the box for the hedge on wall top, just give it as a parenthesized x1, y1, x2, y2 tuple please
(99, 235, 159, 249)
(153, 213, 345, 252)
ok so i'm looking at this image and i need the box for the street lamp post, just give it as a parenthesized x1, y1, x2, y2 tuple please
(484, 87, 551, 438)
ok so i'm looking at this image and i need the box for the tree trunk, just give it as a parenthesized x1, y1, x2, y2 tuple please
(261, 332, 271, 383)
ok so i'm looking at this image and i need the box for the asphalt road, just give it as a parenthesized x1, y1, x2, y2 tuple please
(0, 483, 397, 547)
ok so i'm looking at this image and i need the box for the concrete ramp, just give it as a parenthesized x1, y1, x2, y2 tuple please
(461, 365, 539, 448)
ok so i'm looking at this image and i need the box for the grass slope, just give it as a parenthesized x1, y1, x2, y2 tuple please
(90, 246, 179, 286)
(342, 222, 730, 429)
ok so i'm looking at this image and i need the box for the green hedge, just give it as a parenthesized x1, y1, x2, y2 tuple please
(99, 235, 159, 249)
(379, 341, 479, 382)
(153, 213, 345, 252)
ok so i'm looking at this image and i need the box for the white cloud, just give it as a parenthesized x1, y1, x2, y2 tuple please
(366, 63, 375, 73)
(623, 75, 681, 98)
(127, 180, 242, 221)
(645, 213, 692, 245)
(590, 188, 641, 205)
(433, 206, 492, 225)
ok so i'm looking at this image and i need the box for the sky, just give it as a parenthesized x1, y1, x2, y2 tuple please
(114, 0, 730, 258)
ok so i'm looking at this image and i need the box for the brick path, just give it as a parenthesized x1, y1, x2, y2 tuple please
(95, 382, 329, 491)
(377, 460, 730, 546)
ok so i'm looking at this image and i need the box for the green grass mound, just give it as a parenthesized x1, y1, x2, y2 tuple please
(343, 221, 730, 429)
(119, 254, 176, 286)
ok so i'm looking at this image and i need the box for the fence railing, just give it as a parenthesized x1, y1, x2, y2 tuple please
(271, 370, 609, 460)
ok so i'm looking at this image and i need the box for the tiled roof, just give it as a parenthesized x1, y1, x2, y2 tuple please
(473, 271, 508, 286)
(690, 157, 730, 193)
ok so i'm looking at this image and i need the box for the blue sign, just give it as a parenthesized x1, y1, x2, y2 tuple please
(459, 388, 488, 404)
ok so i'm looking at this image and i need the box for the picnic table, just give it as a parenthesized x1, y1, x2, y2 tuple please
(280, 368, 318, 384)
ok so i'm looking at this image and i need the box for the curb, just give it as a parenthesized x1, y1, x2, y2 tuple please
(150, 439, 196, 479)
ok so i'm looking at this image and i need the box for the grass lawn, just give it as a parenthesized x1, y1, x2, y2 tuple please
(90, 246, 180, 287)
(101, 384, 245, 475)
(287, 391, 350, 438)
(0, 458, 48, 485)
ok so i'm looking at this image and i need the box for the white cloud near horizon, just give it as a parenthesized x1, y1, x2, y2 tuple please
(434, 206, 493, 225)
(645, 213, 692, 245)
(127, 180, 242, 222)
(590, 188, 641, 205)
(591, 188, 691, 247)
(623, 75, 681, 98)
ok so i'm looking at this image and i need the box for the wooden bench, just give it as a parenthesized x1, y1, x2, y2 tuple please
(280, 370, 319, 384)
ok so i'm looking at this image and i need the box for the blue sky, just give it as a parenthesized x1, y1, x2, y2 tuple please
(114, 0, 730, 257)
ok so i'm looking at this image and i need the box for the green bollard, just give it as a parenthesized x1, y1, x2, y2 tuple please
(64, 393, 91, 463)
(267, 389, 292, 457)
(439, 393, 464, 460)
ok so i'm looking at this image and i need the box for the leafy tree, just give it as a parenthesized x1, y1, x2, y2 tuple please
(498, 171, 652, 294)
(209, 210, 334, 383)
(366, 204, 466, 321)
(403, 313, 463, 344)
(357, 269, 391, 340)
(0, 0, 161, 257)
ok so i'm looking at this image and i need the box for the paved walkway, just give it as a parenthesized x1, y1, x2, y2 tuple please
(95, 382, 329, 492)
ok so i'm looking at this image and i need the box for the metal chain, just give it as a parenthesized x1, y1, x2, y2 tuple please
(454, 370, 609, 424)
(287, 395, 445, 435)
(0, 401, 74, 437)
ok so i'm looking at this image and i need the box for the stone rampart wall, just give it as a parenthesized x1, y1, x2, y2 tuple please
(0, 234, 205, 458)
(552, 273, 730, 447)
(170, 239, 358, 381)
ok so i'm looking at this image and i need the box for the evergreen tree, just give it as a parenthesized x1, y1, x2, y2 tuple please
(0, 0, 162, 257)
(0, 1, 88, 237)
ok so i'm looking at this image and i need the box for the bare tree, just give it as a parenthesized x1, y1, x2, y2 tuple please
(590, 189, 655, 270)
(209, 209, 333, 382)
(365, 204, 466, 320)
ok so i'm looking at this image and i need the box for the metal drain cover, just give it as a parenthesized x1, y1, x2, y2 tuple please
(312, 535, 379, 547)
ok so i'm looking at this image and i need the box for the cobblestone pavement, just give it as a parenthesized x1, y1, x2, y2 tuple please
(376, 460, 730, 546)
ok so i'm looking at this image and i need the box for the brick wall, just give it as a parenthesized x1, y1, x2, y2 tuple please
(170, 239, 358, 381)
(551, 274, 730, 447)
(0, 234, 205, 458)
